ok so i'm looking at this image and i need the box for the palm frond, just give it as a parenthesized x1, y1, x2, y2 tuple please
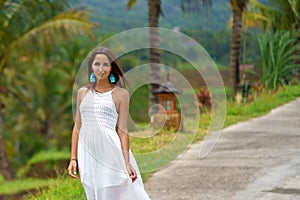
(10, 9, 97, 58)
(258, 30, 300, 89)
(226, 8, 271, 31)
(243, 11, 271, 30)
(127, 0, 137, 9)
(248, 0, 270, 12)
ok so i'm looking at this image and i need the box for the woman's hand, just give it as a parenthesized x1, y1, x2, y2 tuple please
(126, 163, 137, 182)
(68, 160, 78, 179)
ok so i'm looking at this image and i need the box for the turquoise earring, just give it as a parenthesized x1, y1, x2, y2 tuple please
(90, 72, 96, 83)
(109, 72, 116, 83)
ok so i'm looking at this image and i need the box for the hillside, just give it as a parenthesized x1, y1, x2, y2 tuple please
(73, 0, 266, 66)
(75, 0, 232, 34)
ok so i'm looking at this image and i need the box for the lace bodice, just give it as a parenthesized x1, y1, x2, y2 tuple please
(80, 89, 118, 130)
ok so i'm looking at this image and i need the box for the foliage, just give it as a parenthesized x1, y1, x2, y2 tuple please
(130, 129, 179, 153)
(78, 0, 231, 34)
(17, 150, 70, 178)
(0, 178, 56, 196)
(258, 29, 300, 89)
(0, 0, 96, 74)
(227, 0, 272, 67)
(183, 29, 260, 65)
(129, 84, 150, 124)
(1, 37, 94, 172)
(249, 80, 267, 100)
(269, 0, 300, 31)
(195, 86, 211, 111)
(27, 176, 85, 200)
(226, 83, 300, 123)
(244, 0, 273, 31)
(249, 0, 300, 31)
(0, 0, 96, 180)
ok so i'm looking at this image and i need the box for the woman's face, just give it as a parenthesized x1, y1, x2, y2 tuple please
(92, 54, 112, 81)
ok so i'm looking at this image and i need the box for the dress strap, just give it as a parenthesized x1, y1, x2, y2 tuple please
(110, 87, 119, 93)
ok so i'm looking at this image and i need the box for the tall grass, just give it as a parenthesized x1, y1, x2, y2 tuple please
(0, 178, 56, 196)
(129, 84, 150, 123)
(225, 83, 300, 126)
(258, 29, 300, 89)
(18, 151, 69, 178)
(27, 176, 85, 200)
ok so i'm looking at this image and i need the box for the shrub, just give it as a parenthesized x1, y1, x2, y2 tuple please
(258, 29, 300, 89)
(195, 87, 211, 111)
(18, 151, 69, 178)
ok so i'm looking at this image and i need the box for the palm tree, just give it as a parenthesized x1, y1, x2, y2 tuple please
(229, 0, 249, 99)
(128, 0, 212, 107)
(251, 0, 300, 88)
(227, 0, 271, 66)
(128, 0, 163, 108)
(148, 0, 163, 108)
(0, 0, 96, 180)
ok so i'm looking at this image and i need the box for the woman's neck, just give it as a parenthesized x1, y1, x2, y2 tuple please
(95, 80, 114, 91)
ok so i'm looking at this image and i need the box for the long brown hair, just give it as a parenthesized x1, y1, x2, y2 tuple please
(87, 47, 128, 89)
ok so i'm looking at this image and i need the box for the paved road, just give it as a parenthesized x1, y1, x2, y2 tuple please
(144, 98, 300, 200)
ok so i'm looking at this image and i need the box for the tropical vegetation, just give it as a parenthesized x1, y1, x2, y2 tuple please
(27, 83, 300, 199)
(258, 29, 300, 89)
(0, 0, 96, 180)
(0, 0, 299, 199)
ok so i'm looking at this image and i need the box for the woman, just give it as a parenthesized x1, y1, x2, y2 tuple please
(68, 47, 150, 200)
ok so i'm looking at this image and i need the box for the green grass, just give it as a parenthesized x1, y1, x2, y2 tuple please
(133, 132, 195, 173)
(0, 178, 56, 196)
(18, 150, 70, 178)
(12, 83, 300, 199)
(27, 176, 85, 200)
(129, 84, 150, 124)
(225, 84, 300, 126)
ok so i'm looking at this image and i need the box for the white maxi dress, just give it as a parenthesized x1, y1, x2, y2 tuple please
(77, 89, 150, 200)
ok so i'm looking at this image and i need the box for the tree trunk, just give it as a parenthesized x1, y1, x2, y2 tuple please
(0, 105, 17, 180)
(148, 0, 161, 111)
(229, 2, 243, 99)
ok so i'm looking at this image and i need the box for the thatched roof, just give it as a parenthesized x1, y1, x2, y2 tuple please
(153, 81, 182, 94)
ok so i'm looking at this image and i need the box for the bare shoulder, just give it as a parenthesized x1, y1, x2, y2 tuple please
(77, 86, 90, 100)
(112, 87, 130, 106)
(114, 87, 129, 98)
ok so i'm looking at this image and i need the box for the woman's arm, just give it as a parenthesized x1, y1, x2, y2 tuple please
(115, 88, 137, 182)
(68, 87, 86, 178)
